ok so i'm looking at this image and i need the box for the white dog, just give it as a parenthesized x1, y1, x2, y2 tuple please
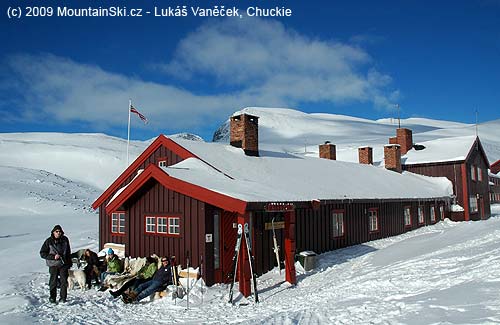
(68, 269, 86, 291)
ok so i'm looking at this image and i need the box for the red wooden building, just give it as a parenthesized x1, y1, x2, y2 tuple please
(386, 128, 491, 221)
(93, 113, 452, 296)
(490, 161, 500, 204)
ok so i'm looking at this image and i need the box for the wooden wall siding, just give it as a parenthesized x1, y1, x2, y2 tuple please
(403, 162, 464, 203)
(124, 179, 206, 274)
(98, 145, 185, 250)
(466, 148, 491, 220)
(294, 201, 445, 257)
(252, 211, 285, 276)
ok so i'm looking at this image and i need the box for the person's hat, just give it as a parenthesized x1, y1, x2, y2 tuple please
(51, 225, 64, 234)
(107, 248, 114, 255)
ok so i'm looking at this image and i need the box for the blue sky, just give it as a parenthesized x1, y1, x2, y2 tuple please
(1, 0, 499, 141)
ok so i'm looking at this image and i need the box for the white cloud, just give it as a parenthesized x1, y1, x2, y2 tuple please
(1, 18, 399, 134)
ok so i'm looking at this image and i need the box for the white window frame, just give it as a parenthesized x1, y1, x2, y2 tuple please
(404, 207, 412, 227)
(469, 196, 478, 213)
(168, 217, 180, 235)
(430, 206, 436, 223)
(418, 206, 424, 224)
(111, 212, 125, 234)
(439, 206, 445, 220)
(157, 217, 168, 234)
(158, 160, 167, 167)
(368, 209, 379, 232)
(477, 167, 482, 182)
(146, 216, 156, 233)
(331, 211, 345, 238)
(471, 165, 476, 181)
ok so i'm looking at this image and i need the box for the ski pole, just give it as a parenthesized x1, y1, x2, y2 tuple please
(186, 250, 190, 310)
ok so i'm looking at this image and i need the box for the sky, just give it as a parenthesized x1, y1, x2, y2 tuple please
(1, 0, 499, 141)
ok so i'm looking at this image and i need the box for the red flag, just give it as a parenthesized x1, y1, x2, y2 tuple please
(130, 105, 148, 124)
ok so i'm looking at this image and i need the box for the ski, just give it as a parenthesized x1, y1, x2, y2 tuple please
(244, 223, 259, 303)
(271, 217, 281, 275)
(228, 223, 243, 304)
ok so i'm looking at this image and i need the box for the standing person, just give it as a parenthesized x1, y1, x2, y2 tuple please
(39, 225, 72, 303)
(83, 249, 101, 289)
(122, 257, 172, 303)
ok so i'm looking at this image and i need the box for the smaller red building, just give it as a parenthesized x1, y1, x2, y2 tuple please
(386, 128, 491, 221)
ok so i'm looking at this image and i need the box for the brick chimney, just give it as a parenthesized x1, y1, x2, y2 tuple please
(319, 142, 336, 160)
(358, 146, 373, 165)
(384, 144, 402, 173)
(230, 113, 259, 156)
(396, 128, 413, 155)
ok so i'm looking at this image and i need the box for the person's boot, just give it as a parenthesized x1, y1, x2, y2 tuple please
(49, 297, 56, 304)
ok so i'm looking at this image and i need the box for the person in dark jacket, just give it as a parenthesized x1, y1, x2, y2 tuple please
(39, 225, 72, 303)
(83, 249, 101, 289)
(122, 257, 172, 303)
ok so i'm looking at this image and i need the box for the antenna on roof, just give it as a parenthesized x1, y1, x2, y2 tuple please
(395, 104, 401, 129)
(475, 109, 479, 137)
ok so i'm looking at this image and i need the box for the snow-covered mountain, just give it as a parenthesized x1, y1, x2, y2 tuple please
(213, 107, 500, 163)
(1, 107, 500, 324)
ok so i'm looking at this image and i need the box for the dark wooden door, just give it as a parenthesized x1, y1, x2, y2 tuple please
(220, 211, 238, 283)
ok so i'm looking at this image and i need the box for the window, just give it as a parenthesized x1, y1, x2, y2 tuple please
(331, 210, 345, 237)
(477, 167, 482, 182)
(368, 209, 379, 232)
(471, 165, 476, 181)
(418, 206, 424, 224)
(111, 212, 125, 234)
(168, 217, 180, 235)
(157, 217, 168, 233)
(404, 207, 412, 227)
(145, 215, 181, 236)
(439, 206, 445, 220)
(469, 196, 478, 213)
(146, 216, 156, 233)
(430, 206, 436, 223)
(158, 160, 167, 167)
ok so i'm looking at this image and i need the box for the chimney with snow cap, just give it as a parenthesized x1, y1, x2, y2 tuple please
(319, 141, 336, 160)
(384, 144, 402, 173)
(230, 113, 259, 157)
(396, 128, 413, 155)
(358, 146, 373, 165)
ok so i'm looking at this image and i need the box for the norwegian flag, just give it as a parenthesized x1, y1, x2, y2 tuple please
(130, 105, 148, 124)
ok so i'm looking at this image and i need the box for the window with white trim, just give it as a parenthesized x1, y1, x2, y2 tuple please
(168, 217, 180, 235)
(471, 165, 476, 181)
(404, 207, 411, 227)
(145, 215, 181, 235)
(418, 206, 424, 224)
(430, 206, 436, 222)
(146, 216, 156, 233)
(368, 209, 379, 232)
(469, 196, 478, 213)
(477, 167, 482, 182)
(157, 217, 168, 234)
(331, 211, 344, 237)
(158, 160, 167, 167)
(111, 212, 125, 234)
(439, 206, 445, 220)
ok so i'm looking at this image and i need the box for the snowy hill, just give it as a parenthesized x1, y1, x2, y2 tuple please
(213, 108, 500, 163)
(1, 108, 500, 324)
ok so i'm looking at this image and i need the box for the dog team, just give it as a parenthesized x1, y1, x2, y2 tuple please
(40, 224, 175, 304)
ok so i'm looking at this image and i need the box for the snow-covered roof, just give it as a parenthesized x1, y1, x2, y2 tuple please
(155, 138, 453, 202)
(402, 136, 477, 165)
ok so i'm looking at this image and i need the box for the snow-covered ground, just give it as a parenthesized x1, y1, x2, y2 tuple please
(1, 176, 500, 324)
(1, 109, 500, 324)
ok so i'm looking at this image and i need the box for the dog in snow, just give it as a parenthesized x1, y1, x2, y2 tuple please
(68, 269, 86, 291)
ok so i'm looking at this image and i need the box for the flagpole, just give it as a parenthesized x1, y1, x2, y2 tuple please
(127, 99, 131, 166)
